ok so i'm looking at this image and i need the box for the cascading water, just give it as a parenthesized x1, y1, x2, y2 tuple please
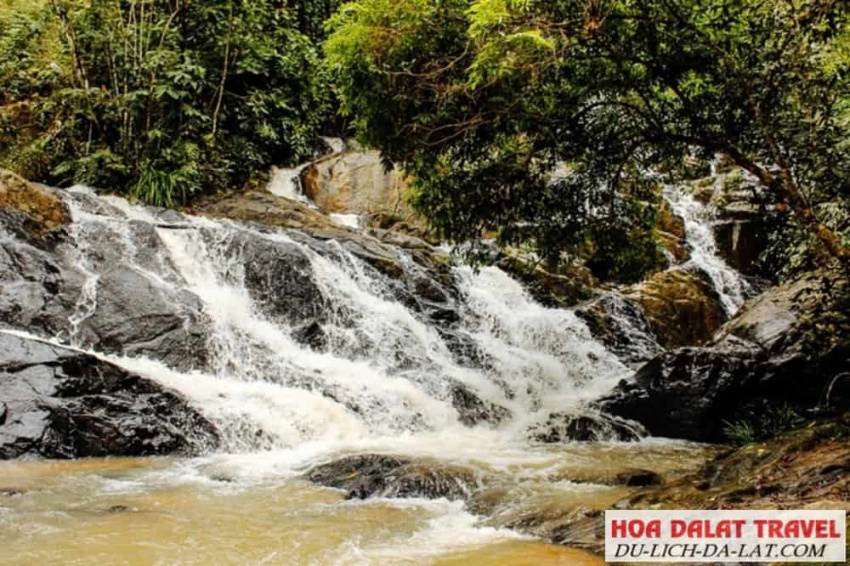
(58, 189, 630, 451)
(663, 184, 750, 316)
(268, 163, 311, 203)
(0, 182, 731, 564)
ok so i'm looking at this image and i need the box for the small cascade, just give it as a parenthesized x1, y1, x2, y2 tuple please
(663, 184, 749, 316)
(268, 163, 311, 202)
(268, 161, 365, 229)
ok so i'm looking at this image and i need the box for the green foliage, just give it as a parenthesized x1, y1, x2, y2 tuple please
(286, 0, 342, 40)
(1, 0, 330, 205)
(724, 407, 806, 446)
(759, 202, 850, 282)
(327, 0, 850, 276)
(722, 419, 756, 446)
(584, 198, 667, 284)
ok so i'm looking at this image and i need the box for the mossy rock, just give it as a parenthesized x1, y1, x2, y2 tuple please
(657, 200, 686, 240)
(624, 268, 726, 348)
(0, 168, 69, 241)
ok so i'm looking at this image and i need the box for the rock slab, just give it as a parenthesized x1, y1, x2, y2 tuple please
(0, 333, 219, 459)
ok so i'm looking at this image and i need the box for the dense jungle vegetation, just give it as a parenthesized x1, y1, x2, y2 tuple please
(1, 0, 848, 282)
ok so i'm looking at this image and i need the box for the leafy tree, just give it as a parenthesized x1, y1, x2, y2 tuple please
(286, 0, 342, 40)
(326, 0, 850, 275)
(1, 0, 330, 205)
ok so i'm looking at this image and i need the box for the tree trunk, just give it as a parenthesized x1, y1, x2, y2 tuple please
(722, 146, 850, 271)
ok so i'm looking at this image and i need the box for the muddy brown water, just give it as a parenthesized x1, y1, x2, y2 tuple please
(0, 441, 711, 565)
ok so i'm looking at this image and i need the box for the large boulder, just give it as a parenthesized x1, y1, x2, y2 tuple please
(597, 340, 764, 441)
(623, 268, 726, 348)
(71, 263, 210, 369)
(1, 188, 210, 371)
(0, 333, 219, 459)
(305, 454, 478, 501)
(597, 271, 850, 442)
(301, 150, 420, 227)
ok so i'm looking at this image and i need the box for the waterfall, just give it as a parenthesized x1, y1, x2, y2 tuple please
(48, 189, 631, 454)
(0, 183, 739, 563)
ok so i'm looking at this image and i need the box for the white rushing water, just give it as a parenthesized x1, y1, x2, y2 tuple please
(53, 191, 631, 455)
(268, 163, 311, 202)
(663, 184, 749, 316)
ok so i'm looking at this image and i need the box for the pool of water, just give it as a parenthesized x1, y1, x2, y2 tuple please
(0, 439, 711, 565)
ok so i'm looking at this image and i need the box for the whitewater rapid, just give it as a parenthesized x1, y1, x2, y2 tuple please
(53, 188, 631, 456)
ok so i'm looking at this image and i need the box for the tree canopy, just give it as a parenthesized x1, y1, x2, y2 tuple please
(2, 0, 848, 280)
(326, 0, 850, 274)
(1, 0, 331, 205)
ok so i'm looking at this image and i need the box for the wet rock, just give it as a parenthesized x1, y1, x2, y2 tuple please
(0, 488, 24, 497)
(598, 270, 850, 442)
(0, 333, 219, 459)
(0, 189, 209, 371)
(615, 469, 664, 487)
(377, 462, 477, 501)
(232, 232, 329, 327)
(575, 293, 664, 368)
(596, 340, 763, 442)
(74, 264, 209, 370)
(623, 268, 726, 348)
(305, 454, 477, 501)
(529, 411, 645, 443)
(290, 321, 327, 351)
(306, 454, 410, 496)
(449, 383, 512, 427)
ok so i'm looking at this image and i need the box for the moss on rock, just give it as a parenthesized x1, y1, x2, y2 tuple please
(0, 167, 69, 241)
(624, 268, 726, 348)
